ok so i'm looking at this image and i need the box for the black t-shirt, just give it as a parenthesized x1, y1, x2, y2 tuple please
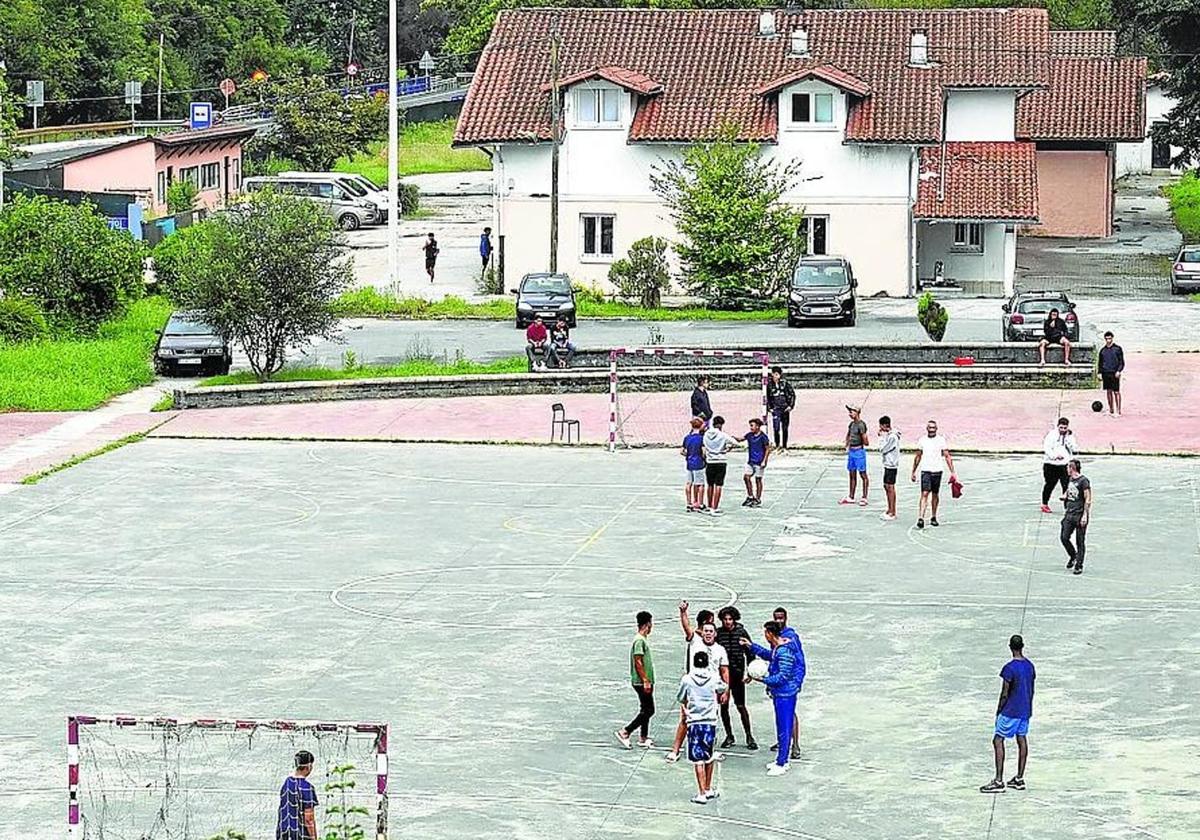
(1044, 317, 1067, 343)
(715, 623, 751, 673)
(1064, 475, 1090, 516)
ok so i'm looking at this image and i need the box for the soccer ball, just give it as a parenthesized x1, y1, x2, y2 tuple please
(746, 659, 770, 680)
(1091, 400, 1103, 412)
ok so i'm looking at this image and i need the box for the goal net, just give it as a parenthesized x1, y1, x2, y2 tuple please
(608, 347, 769, 451)
(69, 715, 388, 840)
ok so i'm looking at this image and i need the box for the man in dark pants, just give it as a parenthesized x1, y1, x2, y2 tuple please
(616, 611, 656, 748)
(479, 226, 493, 276)
(980, 634, 1036, 793)
(766, 366, 796, 450)
(1061, 459, 1092, 575)
(1098, 330, 1125, 416)
(690, 376, 713, 427)
(715, 606, 757, 750)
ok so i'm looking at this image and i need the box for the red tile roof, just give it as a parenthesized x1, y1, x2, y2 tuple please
(544, 66, 663, 96)
(914, 142, 1039, 222)
(1016, 56, 1146, 142)
(755, 65, 871, 97)
(1049, 30, 1117, 57)
(456, 8, 1053, 146)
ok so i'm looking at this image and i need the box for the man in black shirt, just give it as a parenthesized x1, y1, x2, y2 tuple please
(1037, 308, 1072, 367)
(715, 606, 757, 750)
(1098, 330, 1125, 416)
(766, 366, 796, 450)
(690, 376, 713, 427)
(1061, 459, 1092, 575)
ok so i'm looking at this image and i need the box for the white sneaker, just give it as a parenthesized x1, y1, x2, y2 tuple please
(614, 730, 631, 749)
(690, 793, 709, 805)
(766, 763, 790, 776)
(709, 509, 724, 517)
(638, 738, 655, 748)
(714, 751, 726, 762)
(705, 789, 720, 800)
(880, 512, 896, 521)
(665, 751, 680, 763)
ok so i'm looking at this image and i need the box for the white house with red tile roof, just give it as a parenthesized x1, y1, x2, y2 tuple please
(456, 8, 1145, 297)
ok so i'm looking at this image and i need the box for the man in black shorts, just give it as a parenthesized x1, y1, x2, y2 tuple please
(715, 606, 757, 749)
(702, 416, 737, 516)
(1098, 331, 1124, 416)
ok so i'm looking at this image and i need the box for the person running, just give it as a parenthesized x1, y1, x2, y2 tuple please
(677, 650, 727, 804)
(1061, 459, 1092, 575)
(715, 606, 757, 750)
(1040, 417, 1078, 513)
(276, 750, 319, 840)
(768, 606, 804, 760)
(766, 366, 796, 450)
(980, 634, 1036, 793)
(616, 611, 656, 749)
(681, 418, 707, 512)
(690, 376, 713, 426)
(742, 621, 802, 776)
(702, 416, 737, 516)
(1098, 331, 1125, 416)
(841, 405, 870, 506)
(1037, 308, 1072, 366)
(878, 415, 901, 521)
(741, 417, 771, 507)
(666, 603, 728, 763)
(421, 232, 439, 283)
(911, 419, 955, 529)
(479, 226, 493, 275)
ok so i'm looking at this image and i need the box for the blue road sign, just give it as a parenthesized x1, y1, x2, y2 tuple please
(189, 102, 213, 130)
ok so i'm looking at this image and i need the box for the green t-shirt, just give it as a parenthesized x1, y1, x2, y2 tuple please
(630, 634, 654, 686)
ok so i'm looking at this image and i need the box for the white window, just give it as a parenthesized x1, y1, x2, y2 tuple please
(953, 223, 984, 252)
(180, 166, 200, 186)
(575, 88, 621, 126)
(156, 171, 167, 204)
(790, 92, 834, 125)
(910, 31, 929, 66)
(200, 162, 220, 190)
(800, 216, 829, 255)
(233, 158, 241, 189)
(581, 214, 615, 259)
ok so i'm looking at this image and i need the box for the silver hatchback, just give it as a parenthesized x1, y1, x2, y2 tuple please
(1171, 246, 1200, 294)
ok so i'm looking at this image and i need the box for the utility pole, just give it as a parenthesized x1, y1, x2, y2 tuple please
(387, 0, 399, 291)
(347, 11, 357, 79)
(549, 16, 562, 273)
(156, 33, 164, 121)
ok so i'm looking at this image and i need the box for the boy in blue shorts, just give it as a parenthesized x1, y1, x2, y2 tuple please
(841, 405, 870, 506)
(980, 634, 1036, 793)
(740, 418, 771, 507)
(676, 649, 726, 804)
(681, 418, 707, 512)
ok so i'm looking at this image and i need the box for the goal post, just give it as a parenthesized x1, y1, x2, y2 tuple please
(68, 714, 388, 840)
(607, 347, 769, 452)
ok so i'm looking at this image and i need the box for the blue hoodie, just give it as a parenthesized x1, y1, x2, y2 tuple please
(747, 635, 804, 698)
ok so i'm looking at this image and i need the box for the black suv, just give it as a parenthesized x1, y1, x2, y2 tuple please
(513, 273, 577, 328)
(788, 256, 857, 327)
(154, 311, 232, 375)
(1000, 290, 1079, 343)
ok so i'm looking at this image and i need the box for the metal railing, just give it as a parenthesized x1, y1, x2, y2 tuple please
(15, 119, 186, 144)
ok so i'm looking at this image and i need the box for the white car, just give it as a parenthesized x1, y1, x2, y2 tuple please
(279, 171, 391, 214)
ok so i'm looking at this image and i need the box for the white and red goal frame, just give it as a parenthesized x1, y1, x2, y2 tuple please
(607, 347, 770, 451)
(68, 714, 389, 839)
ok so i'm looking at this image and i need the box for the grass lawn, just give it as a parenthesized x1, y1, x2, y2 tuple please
(335, 119, 491, 182)
(1164, 172, 1200, 241)
(199, 355, 527, 387)
(0, 297, 173, 412)
(332, 287, 786, 321)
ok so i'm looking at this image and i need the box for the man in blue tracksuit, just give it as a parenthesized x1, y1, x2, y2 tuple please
(742, 620, 804, 776)
(773, 606, 806, 760)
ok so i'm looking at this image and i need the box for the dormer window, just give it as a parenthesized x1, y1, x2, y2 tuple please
(791, 29, 809, 56)
(791, 91, 834, 124)
(759, 11, 776, 37)
(910, 30, 929, 66)
(575, 88, 621, 125)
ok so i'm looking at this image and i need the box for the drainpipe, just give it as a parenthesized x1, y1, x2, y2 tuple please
(907, 149, 916, 297)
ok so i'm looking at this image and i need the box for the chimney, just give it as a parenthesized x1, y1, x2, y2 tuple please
(910, 30, 929, 66)
(790, 28, 809, 56)
(758, 11, 777, 38)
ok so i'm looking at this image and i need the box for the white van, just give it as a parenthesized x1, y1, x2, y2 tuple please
(279, 172, 391, 215)
(242, 175, 384, 230)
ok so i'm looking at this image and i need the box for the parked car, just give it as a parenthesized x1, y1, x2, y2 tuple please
(787, 256, 857, 327)
(513, 273, 577, 328)
(154, 312, 231, 376)
(1000, 290, 1080, 342)
(279, 171, 391, 215)
(242, 176, 383, 230)
(1171, 245, 1200, 295)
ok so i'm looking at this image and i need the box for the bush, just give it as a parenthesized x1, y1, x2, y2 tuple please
(152, 224, 217, 302)
(917, 291, 949, 342)
(608, 236, 672, 309)
(397, 181, 421, 216)
(0, 195, 144, 332)
(166, 180, 199, 215)
(0, 295, 50, 343)
(1164, 172, 1200, 241)
(475, 266, 502, 295)
(242, 154, 303, 178)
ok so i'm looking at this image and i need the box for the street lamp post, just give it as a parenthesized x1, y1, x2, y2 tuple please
(387, 0, 399, 292)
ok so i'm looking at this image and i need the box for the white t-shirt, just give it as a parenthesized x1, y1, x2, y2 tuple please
(702, 428, 737, 464)
(687, 636, 729, 676)
(917, 434, 948, 473)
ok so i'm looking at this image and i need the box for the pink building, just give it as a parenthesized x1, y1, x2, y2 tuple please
(9, 125, 256, 215)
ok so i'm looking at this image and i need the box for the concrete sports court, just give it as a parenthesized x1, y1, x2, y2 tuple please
(1, 438, 1198, 839)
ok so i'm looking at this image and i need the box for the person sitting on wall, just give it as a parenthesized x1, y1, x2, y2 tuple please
(526, 318, 549, 371)
(1038, 308, 1072, 367)
(549, 318, 575, 369)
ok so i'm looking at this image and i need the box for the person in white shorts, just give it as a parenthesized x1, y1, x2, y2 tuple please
(911, 419, 956, 529)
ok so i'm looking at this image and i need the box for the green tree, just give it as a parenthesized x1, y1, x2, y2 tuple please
(166, 179, 198, 215)
(917, 291, 949, 342)
(0, 195, 144, 331)
(608, 236, 672, 308)
(650, 125, 803, 309)
(252, 75, 386, 171)
(164, 189, 353, 379)
(0, 65, 19, 166)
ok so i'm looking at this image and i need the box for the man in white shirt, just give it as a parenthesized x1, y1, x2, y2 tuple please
(666, 603, 729, 763)
(911, 419, 956, 529)
(1040, 417, 1078, 514)
(702, 416, 738, 516)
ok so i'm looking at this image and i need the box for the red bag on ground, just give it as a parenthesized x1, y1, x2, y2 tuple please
(950, 476, 964, 498)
